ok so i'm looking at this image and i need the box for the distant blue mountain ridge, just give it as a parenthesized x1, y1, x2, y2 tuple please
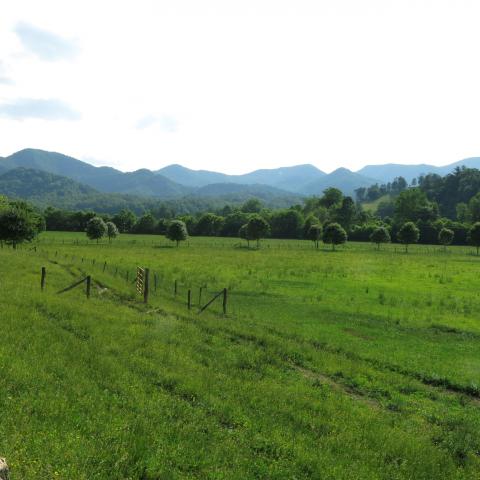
(1, 148, 480, 199)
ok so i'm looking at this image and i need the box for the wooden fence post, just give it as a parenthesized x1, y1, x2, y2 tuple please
(41, 267, 46, 291)
(174, 280, 178, 297)
(86, 276, 91, 299)
(223, 288, 227, 315)
(144, 268, 150, 304)
(199, 286, 203, 306)
(103, 261, 107, 272)
(188, 289, 191, 310)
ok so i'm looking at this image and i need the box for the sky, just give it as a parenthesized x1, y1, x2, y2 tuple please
(1, 0, 480, 174)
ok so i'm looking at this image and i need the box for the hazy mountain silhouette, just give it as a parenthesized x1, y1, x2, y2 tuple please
(2, 148, 480, 199)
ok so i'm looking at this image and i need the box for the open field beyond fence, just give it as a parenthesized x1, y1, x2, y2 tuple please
(1, 231, 480, 479)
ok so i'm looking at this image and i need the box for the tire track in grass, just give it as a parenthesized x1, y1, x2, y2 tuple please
(51, 256, 480, 405)
(48, 256, 387, 419)
(257, 325, 480, 400)
(291, 364, 381, 410)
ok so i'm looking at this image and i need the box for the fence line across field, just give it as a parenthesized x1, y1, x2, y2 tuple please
(55, 273, 91, 298)
(33, 248, 229, 313)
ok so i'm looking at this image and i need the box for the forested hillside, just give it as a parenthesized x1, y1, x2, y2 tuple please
(8, 166, 471, 254)
(0, 168, 300, 215)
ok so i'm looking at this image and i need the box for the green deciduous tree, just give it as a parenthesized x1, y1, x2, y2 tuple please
(177, 215, 196, 234)
(370, 226, 391, 250)
(0, 203, 41, 248)
(456, 202, 470, 223)
(270, 209, 303, 239)
(333, 196, 356, 230)
(468, 193, 480, 222)
(106, 221, 119, 242)
(134, 213, 156, 234)
(86, 216, 107, 242)
(166, 220, 188, 246)
(438, 227, 454, 251)
(376, 200, 395, 219)
(307, 224, 323, 249)
(468, 222, 480, 255)
(319, 188, 343, 209)
(112, 209, 136, 233)
(246, 214, 270, 247)
(239, 223, 253, 247)
(195, 213, 224, 236)
(394, 189, 438, 224)
(303, 214, 319, 238)
(397, 222, 420, 253)
(221, 212, 250, 237)
(241, 198, 263, 213)
(323, 223, 347, 251)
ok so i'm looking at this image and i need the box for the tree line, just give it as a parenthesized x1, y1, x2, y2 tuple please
(4, 166, 480, 251)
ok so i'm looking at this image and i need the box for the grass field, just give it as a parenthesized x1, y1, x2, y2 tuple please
(1, 232, 480, 479)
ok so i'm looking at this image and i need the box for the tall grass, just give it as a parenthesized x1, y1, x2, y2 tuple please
(0, 232, 479, 478)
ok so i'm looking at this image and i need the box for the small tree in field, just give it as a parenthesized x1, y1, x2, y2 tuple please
(468, 222, 480, 255)
(370, 226, 390, 250)
(166, 220, 188, 247)
(106, 221, 119, 243)
(0, 206, 40, 249)
(239, 223, 253, 247)
(86, 216, 107, 243)
(246, 215, 270, 248)
(438, 227, 454, 252)
(323, 223, 347, 251)
(307, 224, 323, 249)
(397, 221, 419, 253)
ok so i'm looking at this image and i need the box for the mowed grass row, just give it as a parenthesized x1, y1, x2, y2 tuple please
(0, 233, 478, 478)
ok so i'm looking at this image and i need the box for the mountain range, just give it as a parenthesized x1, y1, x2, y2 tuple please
(1, 148, 480, 210)
(356, 157, 480, 184)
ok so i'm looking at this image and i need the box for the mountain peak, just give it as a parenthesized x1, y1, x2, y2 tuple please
(330, 167, 352, 174)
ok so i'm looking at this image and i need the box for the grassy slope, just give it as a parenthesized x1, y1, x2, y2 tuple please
(362, 194, 392, 212)
(1, 234, 479, 479)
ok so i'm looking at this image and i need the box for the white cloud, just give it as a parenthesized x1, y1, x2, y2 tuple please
(0, 61, 13, 84)
(1, 0, 480, 173)
(14, 22, 79, 61)
(0, 98, 81, 121)
(136, 114, 178, 132)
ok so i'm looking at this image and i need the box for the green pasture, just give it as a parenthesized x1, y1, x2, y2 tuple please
(0, 231, 479, 479)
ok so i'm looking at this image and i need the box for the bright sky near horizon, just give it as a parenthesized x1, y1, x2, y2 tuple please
(1, 0, 480, 174)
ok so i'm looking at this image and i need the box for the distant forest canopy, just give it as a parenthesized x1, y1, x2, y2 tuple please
(24, 166, 480, 246)
(0, 167, 300, 215)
